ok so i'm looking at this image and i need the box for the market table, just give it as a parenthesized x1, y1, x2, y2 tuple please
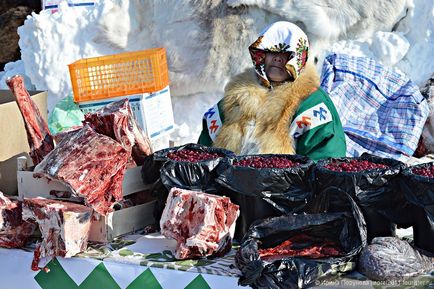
(1, 232, 432, 289)
(0, 233, 243, 289)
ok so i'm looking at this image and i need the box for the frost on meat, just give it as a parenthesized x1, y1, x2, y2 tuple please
(33, 125, 129, 215)
(23, 198, 93, 269)
(0, 192, 36, 248)
(84, 98, 153, 166)
(6, 75, 54, 165)
(160, 188, 239, 260)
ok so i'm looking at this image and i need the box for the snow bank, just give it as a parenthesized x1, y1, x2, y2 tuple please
(0, 60, 35, 90)
(8, 0, 434, 145)
(18, 2, 122, 110)
(394, 0, 434, 85)
(326, 0, 433, 85)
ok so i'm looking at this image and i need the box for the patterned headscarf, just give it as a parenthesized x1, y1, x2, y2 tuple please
(249, 21, 309, 88)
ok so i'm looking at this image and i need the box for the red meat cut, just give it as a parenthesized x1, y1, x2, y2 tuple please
(0, 192, 22, 230)
(160, 188, 239, 260)
(33, 125, 129, 215)
(84, 99, 153, 166)
(258, 234, 344, 261)
(22, 198, 93, 270)
(6, 75, 54, 165)
(0, 222, 36, 249)
(0, 192, 36, 248)
(53, 126, 82, 144)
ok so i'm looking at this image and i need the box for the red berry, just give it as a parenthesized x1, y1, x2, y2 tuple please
(234, 156, 300, 168)
(412, 164, 434, 178)
(324, 159, 389, 172)
(167, 149, 223, 162)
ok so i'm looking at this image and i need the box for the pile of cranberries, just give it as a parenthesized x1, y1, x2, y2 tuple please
(411, 164, 434, 178)
(167, 149, 223, 162)
(234, 156, 300, 168)
(324, 159, 389, 172)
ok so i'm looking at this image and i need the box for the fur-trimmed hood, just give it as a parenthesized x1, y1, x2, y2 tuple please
(213, 63, 320, 154)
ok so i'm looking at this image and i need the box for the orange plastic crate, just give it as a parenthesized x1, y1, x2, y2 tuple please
(69, 48, 169, 102)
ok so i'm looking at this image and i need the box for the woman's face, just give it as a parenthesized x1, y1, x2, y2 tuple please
(264, 52, 292, 82)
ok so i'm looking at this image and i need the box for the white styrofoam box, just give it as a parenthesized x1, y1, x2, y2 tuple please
(88, 200, 156, 242)
(18, 167, 156, 242)
(18, 165, 150, 200)
(78, 86, 175, 141)
(17, 155, 157, 243)
(42, 0, 96, 13)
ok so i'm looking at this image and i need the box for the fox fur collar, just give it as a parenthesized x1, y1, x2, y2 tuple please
(213, 63, 320, 154)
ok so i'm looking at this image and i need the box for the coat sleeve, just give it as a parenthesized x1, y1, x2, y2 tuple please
(197, 100, 224, 146)
(295, 121, 346, 161)
(292, 89, 346, 160)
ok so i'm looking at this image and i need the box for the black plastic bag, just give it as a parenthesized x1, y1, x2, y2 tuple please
(313, 154, 405, 208)
(144, 143, 235, 223)
(141, 145, 189, 225)
(141, 143, 235, 186)
(399, 162, 434, 252)
(236, 193, 367, 289)
(141, 146, 177, 185)
(313, 154, 407, 240)
(215, 154, 314, 240)
(159, 143, 235, 192)
(400, 161, 434, 228)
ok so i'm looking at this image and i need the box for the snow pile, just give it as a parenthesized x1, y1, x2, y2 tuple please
(0, 61, 35, 90)
(17, 1, 119, 110)
(326, 0, 433, 84)
(5, 0, 434, 145)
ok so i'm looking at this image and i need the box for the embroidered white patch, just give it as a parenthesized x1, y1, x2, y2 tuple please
(203, 104, 223, 141)
(289, 102, 333, 148)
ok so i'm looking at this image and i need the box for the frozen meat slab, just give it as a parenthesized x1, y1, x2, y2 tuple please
(0, 192, 36, 248)
(0, 191, 23, 230)
(23, 198, 93, 262)
(6, 75, 54, 165)
(160, 187, 239, 260)
(84, 98, 152, 166)
(34, 125, 129, 215)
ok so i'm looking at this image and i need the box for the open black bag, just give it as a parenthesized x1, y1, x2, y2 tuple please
(400, 161, 434, 228)
(159, 144, 235, 192)
(313, 154, 407, 240)
(141, 143, 235, 186)
(141, 146, 178, 186)
(236, 193, 367, 289)
(399, 162, 434, 252)
(142, 143, 235, 223)
(215, 154, 314, 240)
(141, 144, 190, 224)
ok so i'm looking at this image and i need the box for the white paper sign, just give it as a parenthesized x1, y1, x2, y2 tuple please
(142, 86, 175, 140)
(78, 86, 175, 141)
